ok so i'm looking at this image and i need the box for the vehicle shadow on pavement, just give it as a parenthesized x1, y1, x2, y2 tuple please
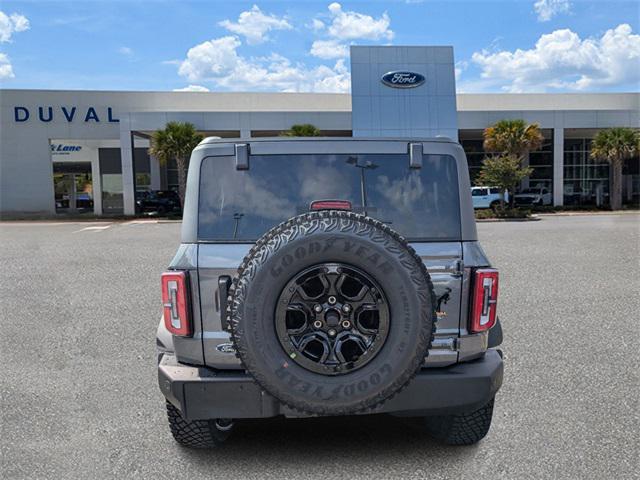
(179, 414, 478, 471)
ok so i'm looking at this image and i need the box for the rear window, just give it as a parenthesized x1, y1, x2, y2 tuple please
(198, 153, 461, 241)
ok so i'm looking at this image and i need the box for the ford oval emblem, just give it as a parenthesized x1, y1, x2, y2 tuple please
(216, 343, 236, 354)
(381, 71, 425, 88)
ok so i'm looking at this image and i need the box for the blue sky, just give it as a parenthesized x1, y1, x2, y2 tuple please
(0, 0, 638, 93)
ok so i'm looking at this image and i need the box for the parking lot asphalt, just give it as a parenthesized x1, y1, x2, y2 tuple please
(1, 215, 638, 480)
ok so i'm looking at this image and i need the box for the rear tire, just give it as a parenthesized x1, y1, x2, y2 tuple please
(424, 397, 495, 445)
(166, 401, 233, 448)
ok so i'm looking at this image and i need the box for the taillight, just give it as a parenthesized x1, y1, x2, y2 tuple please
(310, 200, 352, 211)
(161, 271, 192, 336)
(470, 268, 499, 333)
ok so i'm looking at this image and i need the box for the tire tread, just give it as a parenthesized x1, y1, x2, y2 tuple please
(425, 397, 495, 445)
(166, 401, 230, 448)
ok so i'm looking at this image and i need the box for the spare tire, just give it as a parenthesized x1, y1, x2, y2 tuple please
(228, 210, 436, 415)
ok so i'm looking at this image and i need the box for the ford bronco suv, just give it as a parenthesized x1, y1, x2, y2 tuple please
(157, 137, 503, 448)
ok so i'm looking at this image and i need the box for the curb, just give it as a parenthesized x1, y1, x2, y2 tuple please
(1, 217, 183, 224)
(476, 217, 541, 223)
(534, 211, 639, 217)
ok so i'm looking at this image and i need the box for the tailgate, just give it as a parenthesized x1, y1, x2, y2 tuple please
(198, 242, 463, 370)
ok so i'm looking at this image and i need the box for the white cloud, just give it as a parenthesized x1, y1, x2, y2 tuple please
(0, 11, 30, 43)
(454, 60, 468, 81)
(178, 36, 243, 81)
(471, 24, 640, 92)
(178, 35, 350, 92)
(219, 5, 291, 45)
(173, 85, 210, 92)
(309, 18, 325, 32)
(0, 52, 14, 79)
(308, 3, 393, 59)
(310, 39, 348, 59)
(533, 0, 570, 22)
(325, 3, 393, 41)
(118, 46, 133, 56)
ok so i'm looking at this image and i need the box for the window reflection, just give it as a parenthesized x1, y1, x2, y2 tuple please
(198, 153, 461, 241)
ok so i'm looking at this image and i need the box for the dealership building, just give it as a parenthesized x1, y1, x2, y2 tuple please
(1, 46, 638, 217)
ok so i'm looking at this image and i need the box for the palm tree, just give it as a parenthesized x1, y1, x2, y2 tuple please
(483, 119, 544, 157)
(280, 124, 321, 137)
(149, 122, 203, 208)
(482, 119, 544, 207)
(590, 127, 640, 210)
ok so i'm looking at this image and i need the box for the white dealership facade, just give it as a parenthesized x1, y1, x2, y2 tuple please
(1, 46, 638, 216)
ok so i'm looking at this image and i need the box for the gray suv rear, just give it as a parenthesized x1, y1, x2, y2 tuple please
(157, 137, 503, 447)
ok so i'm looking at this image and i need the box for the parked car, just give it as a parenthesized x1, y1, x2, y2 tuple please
(514, 187, 552, 206)
(157, 137, 504, 448)
(471, 186, 507, 210)
(136, 190, 181, 215)
(54, 192, 93, 210)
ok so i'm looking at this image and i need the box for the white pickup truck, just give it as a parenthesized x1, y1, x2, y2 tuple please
(514, 187, 552, 206)
(471, 186, 507, 210)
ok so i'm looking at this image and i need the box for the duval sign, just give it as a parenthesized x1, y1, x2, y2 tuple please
(381, 71, 425, 88)
(13, 106, 119, 123)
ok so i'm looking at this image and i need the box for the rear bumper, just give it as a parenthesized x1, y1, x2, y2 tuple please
(159, 349, 503, 420)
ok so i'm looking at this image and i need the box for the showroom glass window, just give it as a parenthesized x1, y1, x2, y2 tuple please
(98, 148, 124, 214)
(528, 132, 554, 193)
(563, 138, 610, 206)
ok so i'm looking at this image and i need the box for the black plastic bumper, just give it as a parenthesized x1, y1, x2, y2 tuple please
(159, 349, 503, 420)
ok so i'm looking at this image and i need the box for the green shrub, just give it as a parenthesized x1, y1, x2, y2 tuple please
(475, 207, 531, 220)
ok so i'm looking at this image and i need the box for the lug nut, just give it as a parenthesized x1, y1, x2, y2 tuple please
(342, 304, 351, 313)
(313, 320, 323, 329)
(341, 320, 351, 329)
(314, 304, 323, 313)
(328, 328, 337, 337)
(328, 296, 337, 305)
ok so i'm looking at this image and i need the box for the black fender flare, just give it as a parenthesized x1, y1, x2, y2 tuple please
(487, 317, 503, 348)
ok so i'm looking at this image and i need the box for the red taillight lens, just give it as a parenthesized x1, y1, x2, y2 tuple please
(161, 271, 192, 336)
(310, 200, 352, 211)
(470, 268, 499, 333)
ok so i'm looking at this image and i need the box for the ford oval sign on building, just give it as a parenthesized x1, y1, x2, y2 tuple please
(381, 71, 426, 88)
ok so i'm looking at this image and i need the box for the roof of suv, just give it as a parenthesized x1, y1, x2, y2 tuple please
(197, 136, 457, 146)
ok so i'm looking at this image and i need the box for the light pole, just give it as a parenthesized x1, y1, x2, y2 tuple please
(232, 213, 244, 239)
(346, 156, 378, 216)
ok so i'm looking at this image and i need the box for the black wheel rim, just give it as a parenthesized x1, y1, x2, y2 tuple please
(275, 263, 390, 376)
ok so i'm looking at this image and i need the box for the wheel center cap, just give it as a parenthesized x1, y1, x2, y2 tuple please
(324, 309, 341, 327)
